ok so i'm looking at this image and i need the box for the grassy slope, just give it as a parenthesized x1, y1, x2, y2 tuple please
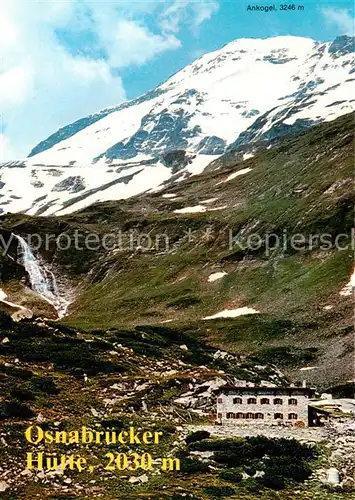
(0, 114, 354, 500)
(0, 315, 292, 500)
(0, 113, 354, 387)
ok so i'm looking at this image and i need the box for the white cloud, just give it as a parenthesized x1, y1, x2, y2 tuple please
(79, 2, 182, 67)
(1, 0, 218, 161)
(321, 8, 354, 35)
(0, 64, 34, 107)
(161, 0, 219, 34)
(0, 0, 125, 161)
(193, 1, 220, 28)
(0, 134, 16, 163)
(113, 20, 181, 66)
(95, 19, 181, 68)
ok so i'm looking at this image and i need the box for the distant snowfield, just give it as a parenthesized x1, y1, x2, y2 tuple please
(203, 306, 260, 320)
(282, 78, 355, 125)
(0, 153, 219, 216)
(56, 161, 172, 216)
(186, 155, 220, 176)
(208, 272, 227, 282)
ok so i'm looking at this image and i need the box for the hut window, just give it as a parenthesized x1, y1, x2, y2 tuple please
(217, 398, 223, 404)
(255, 413, 264, 420)
(246, 413, 254, 419)
(233, 397, 242, 404)
(274, 413, 283, 419)
(288, 413, 298, 420)
(273, 398, 283, 405)
(288, 398, 298, 405)
(260, 398, 270, 405)
(247, 397, 257, 404)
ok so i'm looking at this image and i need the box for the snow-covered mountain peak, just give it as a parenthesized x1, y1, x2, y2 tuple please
(0, 35, 354, 216)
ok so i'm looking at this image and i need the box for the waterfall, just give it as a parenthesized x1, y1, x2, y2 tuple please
(15, 234, 69, 318)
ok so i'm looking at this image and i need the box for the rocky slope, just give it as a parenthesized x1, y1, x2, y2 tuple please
(0, 316, 353, 499)
(1, 311, 355, 500)
(0, 36, 354, 216)
(0, 314, 288, 499)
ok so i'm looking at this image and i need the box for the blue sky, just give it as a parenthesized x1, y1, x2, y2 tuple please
(1, 0, 354, 160)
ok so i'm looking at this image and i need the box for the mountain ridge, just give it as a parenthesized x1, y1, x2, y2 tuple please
(27, 35, 354, 162)
(0, 35, 353, 217)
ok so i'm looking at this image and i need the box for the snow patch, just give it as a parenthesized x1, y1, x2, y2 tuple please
(201, 198, 218, 204)
(0, 288, 33, 322)
(339, 269, 355, 297)
(174, 205, 206, 214)
(203, 306, 260, 320)
(209, 205, 228, 211)
(208, 272, 227, 282)
(225, 167, 253, 182)
(162, 193, 178, 199)
(174, 204, 228, 214)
